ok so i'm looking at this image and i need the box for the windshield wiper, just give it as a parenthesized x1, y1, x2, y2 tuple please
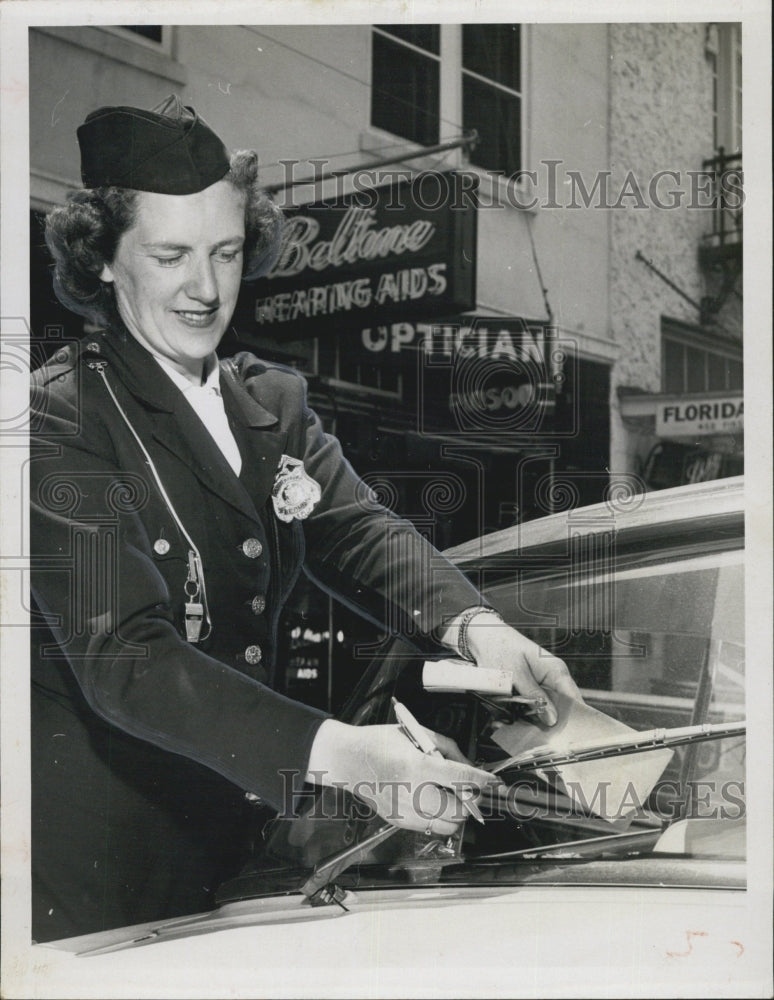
(485, 720, 745, 776)
(296, 721, 745, 905)
(299, 821, 400, 906)
(470, 826, 664, 862)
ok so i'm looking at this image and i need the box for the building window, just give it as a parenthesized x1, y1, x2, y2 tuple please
(707, 27, 720, 150)
(662, 329, 743, 394)
(733, 26, 742, 154)
(371, 25, 441, 146)
(370, 23, 523, 175)
(462, 24, 522, 176)
(120, 25, 163, 42)
(708, 23, 742, 154)
(102, 25, 171, 53)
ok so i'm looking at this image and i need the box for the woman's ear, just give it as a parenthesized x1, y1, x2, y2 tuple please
(100, 263, 115, 283)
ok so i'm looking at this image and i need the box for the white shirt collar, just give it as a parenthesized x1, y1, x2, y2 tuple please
(154, 353, 221, 394)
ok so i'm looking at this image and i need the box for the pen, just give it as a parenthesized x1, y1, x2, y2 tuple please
(391, 697, 485, 824)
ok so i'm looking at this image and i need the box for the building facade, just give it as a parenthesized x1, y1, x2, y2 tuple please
(608, 22, 743, 489)
(28, 21, 743, 707)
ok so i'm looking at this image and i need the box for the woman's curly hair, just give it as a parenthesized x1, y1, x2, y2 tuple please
(44, 149, 284, 324)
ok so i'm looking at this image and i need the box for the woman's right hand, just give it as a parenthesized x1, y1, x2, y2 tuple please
(306, 719, 499, 837)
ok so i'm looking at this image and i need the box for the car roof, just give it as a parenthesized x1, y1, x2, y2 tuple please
(444, 476, 744, 566)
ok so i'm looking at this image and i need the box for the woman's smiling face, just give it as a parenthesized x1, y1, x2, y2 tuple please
(101, 179, 246, 380)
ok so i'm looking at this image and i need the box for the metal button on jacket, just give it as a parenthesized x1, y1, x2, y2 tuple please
(241, 538, 263, 559)
(244, 644, 262, 665)
(250, 595, 266, 615)
(153, 538, 171, 555)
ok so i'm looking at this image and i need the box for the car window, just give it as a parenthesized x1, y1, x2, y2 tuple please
(483, 545, 745, 821)
(487, 547, 744, 718)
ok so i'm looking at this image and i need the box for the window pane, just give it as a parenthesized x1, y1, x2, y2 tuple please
(707, 351, 728, 390)
(462, 24, 520, 90)
(710, 53, 718, 149)
(685, 345, 707, 392)
(377, 366, 400, 393)
(372, 33, 440, 145)
(337, 353, 400, 393)
(484, 548, 745, 802)
(663, 339, 685, 393)
(463, 76, 521, 175)
(374, 24, 440, 54)
(728, 359, 743, 389)
(734, 29, 742, 151)
(120, 25, 163, 42)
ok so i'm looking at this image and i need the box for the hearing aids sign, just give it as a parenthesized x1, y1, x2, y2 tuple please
(234, 171, 478, 338)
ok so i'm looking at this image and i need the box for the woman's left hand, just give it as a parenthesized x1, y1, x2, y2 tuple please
(464, 614, 583, 727)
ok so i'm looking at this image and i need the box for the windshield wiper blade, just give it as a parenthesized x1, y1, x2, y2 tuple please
(470, 826, 663, 862)
(486, 720, 746, 776)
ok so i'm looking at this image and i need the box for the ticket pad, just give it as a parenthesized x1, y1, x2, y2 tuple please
(490, 691, 674, 820)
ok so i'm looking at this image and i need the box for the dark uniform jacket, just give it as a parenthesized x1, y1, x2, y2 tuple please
(30, 323, 480, 941)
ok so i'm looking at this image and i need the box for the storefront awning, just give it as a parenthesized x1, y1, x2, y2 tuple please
(475, 207, 551, 325)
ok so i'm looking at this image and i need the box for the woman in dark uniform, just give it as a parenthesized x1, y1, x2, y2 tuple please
(30, 95, 579, 942)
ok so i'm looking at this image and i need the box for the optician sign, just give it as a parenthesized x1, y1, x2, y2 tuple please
(655, 393, 744, 438)
(395, 316, 560, 436)
(232, 172, 478, 339)
(358, 317, 548, 362)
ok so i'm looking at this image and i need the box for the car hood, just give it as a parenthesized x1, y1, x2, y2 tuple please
(29, 878, 759, 999)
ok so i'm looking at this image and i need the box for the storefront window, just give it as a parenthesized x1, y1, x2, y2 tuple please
(318, 336, 402, 395)
(686, 346, 707, 393)
(663, 338, 684, 394)
(707, 351, 728, 390)
(661, 330, 743, 394)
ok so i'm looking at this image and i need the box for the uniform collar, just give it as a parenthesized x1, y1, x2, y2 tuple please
(88, 323, 277, 427)
(154, 352, 222, 394)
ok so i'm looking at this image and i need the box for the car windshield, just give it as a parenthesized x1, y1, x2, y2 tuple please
(226, 527, 745, 900)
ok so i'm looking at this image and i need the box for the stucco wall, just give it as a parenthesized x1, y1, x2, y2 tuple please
(607, 22, 716, 473)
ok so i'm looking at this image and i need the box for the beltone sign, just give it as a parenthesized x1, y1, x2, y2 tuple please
(655, 393, 744, 437)
(233, 171, 478, 339)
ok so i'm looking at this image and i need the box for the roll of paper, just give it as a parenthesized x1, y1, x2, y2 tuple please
(422, 659, 513, 696)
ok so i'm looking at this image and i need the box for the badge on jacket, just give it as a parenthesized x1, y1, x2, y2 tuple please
(272, 455, 321, 522)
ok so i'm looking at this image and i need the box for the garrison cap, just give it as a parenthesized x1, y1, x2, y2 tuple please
(77, 94, 230, 194)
